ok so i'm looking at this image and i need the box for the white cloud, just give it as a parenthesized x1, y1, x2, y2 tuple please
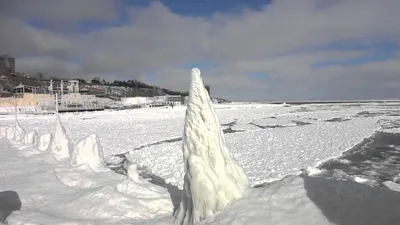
(1, 0, 400, 100)
(0, 0, 118, 25)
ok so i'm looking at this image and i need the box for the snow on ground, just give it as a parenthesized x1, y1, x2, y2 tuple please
(1, 102, 400, 224)
(1, 103, 400, 189)
(200, 175, 400, 225)
(0, 137, 174, 224)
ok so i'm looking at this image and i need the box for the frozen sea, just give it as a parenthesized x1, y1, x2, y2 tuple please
(1, 102, 400, 224)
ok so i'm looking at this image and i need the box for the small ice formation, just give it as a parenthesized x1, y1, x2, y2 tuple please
(127, 163, 140, 182)
(38, 133, 52, 151)
(175, 68, 249, 225)
(6, 127, 15, 140)
(14, 114, 26, 143)
(0, 127, 7, 136)
(49, 111, 71, 161)
(71, 134, 107, 172)
(24, 131, 39, 145)
(116, 163, 173, 211)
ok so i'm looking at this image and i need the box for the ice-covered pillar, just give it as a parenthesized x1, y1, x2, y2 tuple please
(74, 81, 79, 93)
(49, 80, 53, 93)
(55, 93, 59, 113)
(174, 68, 249, 225)
(60, 80, 64, 95)
(14, 98, 17, 119)
(67, 81, 72, 94)
(49, 93, 71, 161)
(14, 99, 25, 142)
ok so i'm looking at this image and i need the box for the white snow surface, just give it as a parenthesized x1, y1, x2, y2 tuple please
(0, 134, 173, 224)
(200, 175, 331, 225)
(175, 68, 249, 225)
(2, 102, 399, 189)
(0, 100, 400, 224)
(199, 175, 400, 225)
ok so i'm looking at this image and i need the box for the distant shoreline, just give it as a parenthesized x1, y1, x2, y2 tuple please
(257, 99, 400, 105)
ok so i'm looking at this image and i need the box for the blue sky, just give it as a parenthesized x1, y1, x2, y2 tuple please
(2, 0, 400, 101)
(122, 0, 270, 16)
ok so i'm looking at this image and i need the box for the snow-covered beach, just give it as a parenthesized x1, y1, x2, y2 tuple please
(1, 90, 400, 224)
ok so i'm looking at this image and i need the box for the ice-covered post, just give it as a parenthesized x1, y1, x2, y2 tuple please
(14, 97, 17, 120)
(49, 79, 53, 95)
(49, 92, 71, 161)
(55, 93, 59, 114)
(174, 68, 249, 225)
(60, 80, 64, 96)
(14, 97, 25, 142)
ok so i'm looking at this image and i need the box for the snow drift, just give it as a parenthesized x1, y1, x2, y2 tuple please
(175, 68, 249, 225)
(49, 111, 71, 161)
(71, 134, 107, 172)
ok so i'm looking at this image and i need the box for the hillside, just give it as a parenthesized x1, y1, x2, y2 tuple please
(0, 74, 234, 102)
(0, 74, 189, 98)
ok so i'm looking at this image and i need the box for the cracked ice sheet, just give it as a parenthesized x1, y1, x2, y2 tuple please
(127, 117, 381, 189)
(0, 137, 173, 224)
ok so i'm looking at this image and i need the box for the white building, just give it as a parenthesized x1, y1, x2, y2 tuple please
(147, 95, 182, 107)
(121, 97, 148, 107)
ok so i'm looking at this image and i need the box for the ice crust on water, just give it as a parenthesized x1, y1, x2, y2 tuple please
(71, 134, 107, 172)
(49, 112, 72, 161)
(175, 68, 249, 225)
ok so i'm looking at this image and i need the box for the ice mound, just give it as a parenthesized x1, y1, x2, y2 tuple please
(37, 133, 52, 151)
(383, 181, 400, 192)
(175, 68, 249, 225)
(71, 134, 108, 172)
(6, 126, 15, 140)
(49, 112, 71, 161)
(24, 131, 38, 145)
(0, 126, 7, 136)
(127, 163, 140, 182)
(14, 118, 25, 143)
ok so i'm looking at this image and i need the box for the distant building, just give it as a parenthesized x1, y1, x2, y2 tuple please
(0, 54, 16, 73)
